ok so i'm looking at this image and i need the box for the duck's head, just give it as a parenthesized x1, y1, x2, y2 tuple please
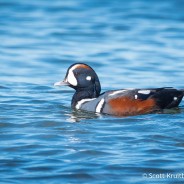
(54, 63, 101, 97)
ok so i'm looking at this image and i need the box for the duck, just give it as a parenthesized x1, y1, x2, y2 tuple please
(54, 63, 184, 116)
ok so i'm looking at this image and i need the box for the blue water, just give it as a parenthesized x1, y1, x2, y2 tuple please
(1, 0, 184, 183)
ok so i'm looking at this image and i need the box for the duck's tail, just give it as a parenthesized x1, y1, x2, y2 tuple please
(181, 89, 184, 94)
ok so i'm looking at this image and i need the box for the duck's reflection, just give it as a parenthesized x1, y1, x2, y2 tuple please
(66, 110, 101, 122)
(65, 106, 184, 122)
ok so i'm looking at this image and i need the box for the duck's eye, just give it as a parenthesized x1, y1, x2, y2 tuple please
(86, 76, 91, 81)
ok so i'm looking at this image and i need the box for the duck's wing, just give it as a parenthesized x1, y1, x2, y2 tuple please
(101, 88, 184, 116)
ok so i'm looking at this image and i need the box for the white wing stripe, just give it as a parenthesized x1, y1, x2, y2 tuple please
(96, 98, 105, 113)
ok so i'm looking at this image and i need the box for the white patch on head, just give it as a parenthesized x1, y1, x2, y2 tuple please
(109, 90, 127, 96)
(174, 97, 177, 101)
(76, 98, 96, 110)
(138, 90, 151, 95)
(86, 76, 91, 81)
(96, 98, 105, 113)
(66, 65, 80, 86)
(135, 95, 138, 99)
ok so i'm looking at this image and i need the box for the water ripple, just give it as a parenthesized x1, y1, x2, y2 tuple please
(0, 0, 184, 183)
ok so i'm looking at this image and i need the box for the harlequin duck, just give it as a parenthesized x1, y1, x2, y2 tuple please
(54, 63, 184, 116)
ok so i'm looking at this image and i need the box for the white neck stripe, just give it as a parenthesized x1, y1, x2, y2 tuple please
(76, 98, 96, 109)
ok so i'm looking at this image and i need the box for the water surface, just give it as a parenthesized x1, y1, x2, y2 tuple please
(1, 0, 184, 183)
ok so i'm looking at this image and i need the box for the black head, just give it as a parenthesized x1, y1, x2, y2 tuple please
(54, 63, 101, 97)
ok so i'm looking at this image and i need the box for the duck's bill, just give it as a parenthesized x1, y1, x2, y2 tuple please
(54, 81, 69, 86)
